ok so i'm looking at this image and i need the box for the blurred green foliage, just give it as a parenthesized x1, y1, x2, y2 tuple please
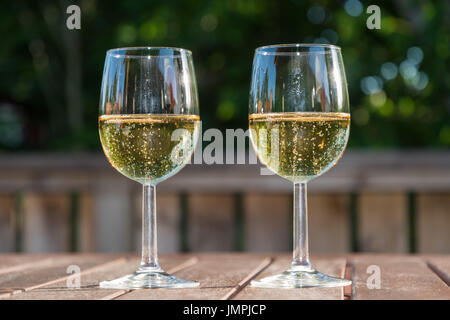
(0, 0, 449, 151)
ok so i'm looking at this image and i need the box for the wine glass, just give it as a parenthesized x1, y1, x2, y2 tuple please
(249, 44, 351, 288)
(98, 47, 200, 289)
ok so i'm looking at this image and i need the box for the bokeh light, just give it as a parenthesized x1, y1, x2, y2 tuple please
(321, 29, 339, 44)
(200, 14, 218, 32)
(0, 1, 448, 150)
(410, 71, 429, 91)
(217, 101, 235, 122)
(369, 90, 387, 107)
(344, 0, 363, 17)
(406, 46, 424, 65)
(399, 59, 418, 80)
(360, 76, 383, 95)
(307, 6, 326, 24)
(380, 62, 398, 81)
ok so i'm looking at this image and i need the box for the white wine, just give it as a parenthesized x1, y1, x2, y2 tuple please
(249, 112, 350, 182)
(99, 114, 200, 185)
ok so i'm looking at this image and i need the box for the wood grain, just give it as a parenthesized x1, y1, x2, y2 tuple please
(1, 152, 450, 255)
(234, 256, 347, 300)
(23, 193, 71, 253)
(188, 194, 234, 251)
(2, 254, 195, 300)
(352, 254, 450, 299)
(0, 254, 449, 300)
(308, 193, 350, 253)
(343, 260, 353, 299)
(78, 193, 94, 252)
(358, 193, 408, 253)
(417, 193, 450, 254)
(221, 257, 273, 300)
(0, 195, 14, 252)
(93, 179, 134, 252)
(244, 194, 290, 252)
(0, 254, 46, 270)
(116, 254, 270, 300)
(0, 254, 121, 299)
(1, 151, 450, 194)
(0, 256, 56, 275)
(426, 256, 450, 286)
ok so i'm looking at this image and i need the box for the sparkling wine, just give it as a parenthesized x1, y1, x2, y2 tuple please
(249, 112, 350, 182)
(99, 114, 200, 184)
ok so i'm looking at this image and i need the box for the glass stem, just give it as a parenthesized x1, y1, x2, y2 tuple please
(291, 182, 312, 271)
(139, 184, 161, 272)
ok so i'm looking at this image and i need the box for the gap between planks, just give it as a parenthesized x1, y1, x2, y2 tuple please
(101, 257, 199, 300)
(343, 259, 354, 300)
(426, 261, 450, 287)
(220, 257, 273, 300)
(0, 258, 127, 299)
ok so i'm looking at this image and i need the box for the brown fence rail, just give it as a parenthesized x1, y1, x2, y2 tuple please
(0, 151, 449, 254)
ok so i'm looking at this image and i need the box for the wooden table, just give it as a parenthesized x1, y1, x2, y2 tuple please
(0, 254, 449, 300)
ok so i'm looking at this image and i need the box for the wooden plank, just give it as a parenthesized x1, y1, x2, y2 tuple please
(2, 258, 130, 300)
(0, 195, 14, 252)
(358, 193, 408, 252)
(78, 193, 94, 252)
(3, 254, 196, 300)
(244, 194, 290, 252)
(23, 193, 71, 253)
(100, 257, 199, 300)
(0, 254, 449, 300)
(309, 194, 350, 253)
(234, 256, 346, 300)
(159, 151, 450, 193)
(188, 194, 234, 251)
(352, 254, 450, 299)
(1, 151, 450, 194)
(157, 193, 181, 253)
(93, 179, 134, 252)
(0, 254, 117, 296)
(0, 257, 56, 277)
(417, 193, 450, 254)
(133, 191, 180, 253)
(0, 254, 121, 298)
(0, 255, 55, 273)
(426, 256, 450, 286)
(221, 257, 273, 300)
(343, 261, 353, 299)
(116, 254, 270, 300)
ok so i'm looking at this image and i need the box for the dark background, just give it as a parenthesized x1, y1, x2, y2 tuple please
(0, 0, 449, 151)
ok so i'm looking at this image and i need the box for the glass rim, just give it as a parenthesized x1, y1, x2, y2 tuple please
(255, 43, 341, 55)
(106, 46, 192, 58)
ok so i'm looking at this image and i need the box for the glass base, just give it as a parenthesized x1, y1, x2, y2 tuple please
(99, 269, 199, 289)
(251, 267, 351, 288)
